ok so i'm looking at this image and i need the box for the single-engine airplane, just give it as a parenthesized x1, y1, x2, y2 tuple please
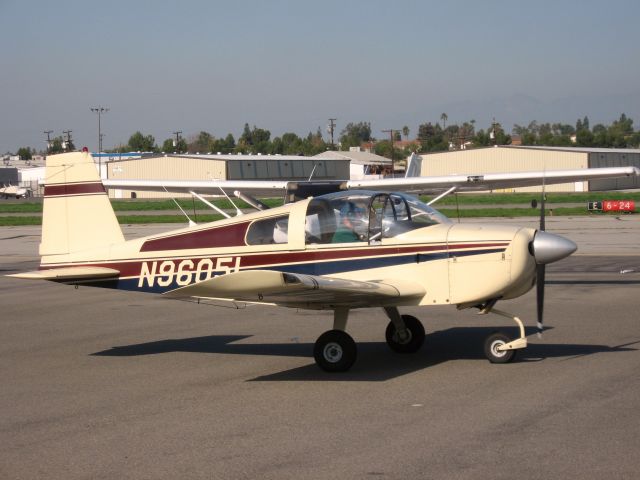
(9, 152, 640, 371)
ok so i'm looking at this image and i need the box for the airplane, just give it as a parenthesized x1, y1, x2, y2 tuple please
(0, 183, 31, 199)
(8, 151, 640, 371)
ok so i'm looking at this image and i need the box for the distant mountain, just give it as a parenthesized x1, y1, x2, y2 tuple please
(404, 91, 640, 133)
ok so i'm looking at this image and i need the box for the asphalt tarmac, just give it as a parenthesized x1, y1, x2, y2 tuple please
(1, 216, 639, 479)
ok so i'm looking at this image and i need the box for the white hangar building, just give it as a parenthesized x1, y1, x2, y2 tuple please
(106, 153, 350, 198)
(418, 146, 640, 192)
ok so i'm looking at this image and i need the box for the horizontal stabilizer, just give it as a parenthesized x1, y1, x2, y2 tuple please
(8, 266, 120, 281)
(164, 270, 425, 308)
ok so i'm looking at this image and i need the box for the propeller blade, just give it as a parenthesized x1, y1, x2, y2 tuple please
(537, 170, 546, 337)
(540, 173, 546, 231)
(536, 264, 545, 337)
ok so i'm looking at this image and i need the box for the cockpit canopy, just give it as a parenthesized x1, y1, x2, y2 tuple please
(305, 190, 451, 244)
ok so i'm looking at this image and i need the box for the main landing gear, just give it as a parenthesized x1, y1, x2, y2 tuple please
(313, 307, 426, 372)
(313, 305, 528, 372)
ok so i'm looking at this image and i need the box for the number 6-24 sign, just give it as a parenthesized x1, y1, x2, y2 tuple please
(602, 200, 635, 212)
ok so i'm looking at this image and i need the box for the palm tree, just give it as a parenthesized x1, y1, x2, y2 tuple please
(402, 125, 410, 140)
(440, 113, 448, 129)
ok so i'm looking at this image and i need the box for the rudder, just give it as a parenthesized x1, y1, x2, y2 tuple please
(40, 151, 124, 256)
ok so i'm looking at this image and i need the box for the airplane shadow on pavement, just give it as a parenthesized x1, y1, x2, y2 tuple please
(91, 326, 638, 381)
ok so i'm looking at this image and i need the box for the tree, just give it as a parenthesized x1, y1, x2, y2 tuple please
(237, 124, 271, 153)
(339, 121, 371, 150)
(17, 147, 32, 160)
(211, 134, 235, 154)
(440, 113, 448, 129)
(188, 131, 215, 153)
(402, 125, 410, 139)
(49, 137, 65, 154)
(128, 131, 157, 152)
(417, 122, 447, 152)
(161, 138, 187, 153)
(575, 129, 594, 147)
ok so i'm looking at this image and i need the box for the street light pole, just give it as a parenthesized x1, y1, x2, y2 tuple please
(90, 106, 109, 174)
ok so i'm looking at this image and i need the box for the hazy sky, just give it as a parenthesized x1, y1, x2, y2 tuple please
(2, 0, 639, 153)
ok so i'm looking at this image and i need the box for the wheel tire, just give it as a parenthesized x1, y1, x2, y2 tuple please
(484, 332, 517, 364)
(314, 330, 357, 372)
(385, 314, 425, 353)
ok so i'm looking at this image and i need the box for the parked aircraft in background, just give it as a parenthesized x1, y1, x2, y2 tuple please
(0, 184, 31, 199)
(9, 152, 640, 371)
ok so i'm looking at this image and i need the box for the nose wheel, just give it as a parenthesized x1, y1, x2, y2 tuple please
(478, 307, 528, 364)
(484, 332, 517, 363)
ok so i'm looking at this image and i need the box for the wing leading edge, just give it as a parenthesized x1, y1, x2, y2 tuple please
(163, 270, 425, 309)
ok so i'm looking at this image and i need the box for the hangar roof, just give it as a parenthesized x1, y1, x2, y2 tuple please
(314, 150, 391, 165)
(504, 146, 640, 154)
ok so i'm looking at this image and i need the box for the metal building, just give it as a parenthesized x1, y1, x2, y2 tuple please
(419, 146, 640, 192)
(106, 153, 350, 198)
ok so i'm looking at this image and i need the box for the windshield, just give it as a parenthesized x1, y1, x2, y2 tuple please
(305, 191, 450, 244)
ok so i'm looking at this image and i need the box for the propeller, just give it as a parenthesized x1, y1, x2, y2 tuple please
(530, 180, 577, 338)
(536, 183, 546, 337)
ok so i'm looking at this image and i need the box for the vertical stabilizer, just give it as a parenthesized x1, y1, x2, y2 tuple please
(40, 151, 124, 256)
(405, 153, 422, 178)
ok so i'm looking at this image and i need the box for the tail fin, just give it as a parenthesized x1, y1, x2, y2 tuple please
(40, 151, 124, 256)
(405, 152, 422, 178)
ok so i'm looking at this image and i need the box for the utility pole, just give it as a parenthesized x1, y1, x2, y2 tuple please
(62, 130, 73, 151)
(44, 130, 53, 154)
(173, 131, 183, 153)
(381, 129, 398, 177)
(490, 117, 497, 146)
(327, 118, 337, 149)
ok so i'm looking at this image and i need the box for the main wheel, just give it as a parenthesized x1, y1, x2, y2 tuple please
(484, 332, 517, 364)
(314, 330, 357, 372)
(385, 314, 425, 353)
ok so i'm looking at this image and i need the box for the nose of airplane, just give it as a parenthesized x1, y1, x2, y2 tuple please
(530, 230, 577, 265)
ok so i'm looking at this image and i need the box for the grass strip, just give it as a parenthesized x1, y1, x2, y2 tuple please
(1, 208, 634, 226)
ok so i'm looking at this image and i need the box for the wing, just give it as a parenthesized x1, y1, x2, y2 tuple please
(103, 166, 639, 197)
(347, 166, 640, 193)
(103, 179, 292, 198)
(163, 270, 425, 309)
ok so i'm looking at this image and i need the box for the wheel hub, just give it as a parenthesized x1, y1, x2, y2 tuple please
(393, 329, 412, 345)
(323, 342, 343, 363)
(490, 340, 508, 357)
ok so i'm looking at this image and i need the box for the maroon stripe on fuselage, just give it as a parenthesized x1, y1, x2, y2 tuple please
(44, 182, 106, 197)
(41, 242, 510, 277)
(140, 222, 251, 252)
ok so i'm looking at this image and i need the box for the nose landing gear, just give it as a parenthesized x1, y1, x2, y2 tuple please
(477, 306, 528, 364)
